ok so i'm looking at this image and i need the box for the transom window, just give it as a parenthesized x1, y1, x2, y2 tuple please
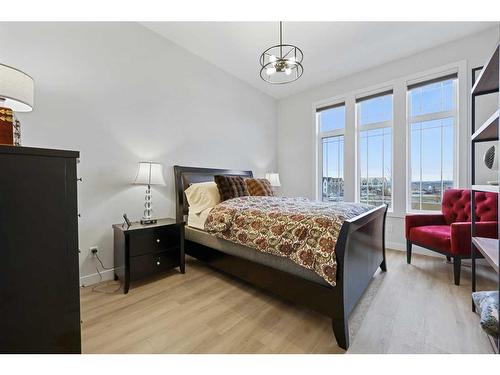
(356, 91, 393, 208)
(407, 74, 457, 211)
(317, 103, 345, 202)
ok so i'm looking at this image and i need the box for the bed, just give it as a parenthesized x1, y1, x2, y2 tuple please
(174, 165, 387, 350)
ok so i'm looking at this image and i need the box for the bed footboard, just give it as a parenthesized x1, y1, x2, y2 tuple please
(330, 204, 388, 349)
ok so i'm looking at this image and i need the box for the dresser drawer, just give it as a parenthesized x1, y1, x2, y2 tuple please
(128, 225, 181, 257)
(129, 250, 180, 282)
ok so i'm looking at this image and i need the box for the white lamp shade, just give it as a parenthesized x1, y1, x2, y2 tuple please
(134, 162, 166, 186)
(265, 173, 281, 187)
(0, 64, 34, 112)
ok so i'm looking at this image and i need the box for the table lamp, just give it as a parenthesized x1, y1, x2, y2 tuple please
(134, 162, 166, 225)
(0, 64, 34, 146)
(265, 172, 281, 195)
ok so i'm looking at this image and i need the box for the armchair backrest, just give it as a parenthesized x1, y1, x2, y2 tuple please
(441, 189, 497, 224)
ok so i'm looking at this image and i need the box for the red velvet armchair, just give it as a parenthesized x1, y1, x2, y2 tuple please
(405, 189, 498, 285)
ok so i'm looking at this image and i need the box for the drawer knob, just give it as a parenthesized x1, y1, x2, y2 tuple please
(156, 239, 160, 243)
(156, 261, 161, 266)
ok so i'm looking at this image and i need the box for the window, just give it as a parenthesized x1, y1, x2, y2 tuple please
(356, 91, 393, 208)
(317, 103, 345, 202)
(408, 74, 457, 211)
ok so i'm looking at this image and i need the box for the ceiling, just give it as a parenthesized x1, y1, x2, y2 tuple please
(141, 22, 497, 99)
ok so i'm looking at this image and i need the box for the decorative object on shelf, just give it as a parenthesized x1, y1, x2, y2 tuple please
(265, 172, 281, 195)
(259, 22, 303, 84)
(133, 162, 166, 225)
(484, 144, 499, 185)
(0, 64, 34, 146)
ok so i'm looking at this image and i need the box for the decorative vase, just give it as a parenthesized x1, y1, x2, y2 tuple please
(0, 107, 14, 145)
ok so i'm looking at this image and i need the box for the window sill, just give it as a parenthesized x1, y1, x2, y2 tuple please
(386, 210, 443, 219)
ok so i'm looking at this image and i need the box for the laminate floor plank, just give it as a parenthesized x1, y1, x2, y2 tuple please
(81, 250, 496, 354)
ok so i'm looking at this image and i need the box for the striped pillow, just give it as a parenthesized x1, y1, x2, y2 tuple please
(214, 175, 249, 201)
(245, 178, 274, 197)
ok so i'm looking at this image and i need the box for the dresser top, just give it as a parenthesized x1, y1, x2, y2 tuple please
(112, 218, 183, 232)
(0, 145, 80, 158)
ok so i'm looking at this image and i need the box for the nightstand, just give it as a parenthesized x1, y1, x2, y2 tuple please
(113, 218, 185, 294)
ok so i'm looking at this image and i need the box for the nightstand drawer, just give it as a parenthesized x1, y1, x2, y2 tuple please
(129, 250, 180, 282)
(129, 226, 181, 257)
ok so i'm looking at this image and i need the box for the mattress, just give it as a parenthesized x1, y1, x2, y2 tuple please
(185, 226, 330, 286)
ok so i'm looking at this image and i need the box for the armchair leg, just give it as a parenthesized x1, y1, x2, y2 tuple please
(406, 240, 412, 264)
(453, 257, 461, 286)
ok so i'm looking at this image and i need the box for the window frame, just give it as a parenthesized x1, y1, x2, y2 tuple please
(355, 91, 394, 210)
(311, 60, 466, 219)
(406, 76, 459, 213)
(316, 101, 346, 202)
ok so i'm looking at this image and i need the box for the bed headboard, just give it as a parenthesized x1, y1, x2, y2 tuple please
(173, 165, 253, 222)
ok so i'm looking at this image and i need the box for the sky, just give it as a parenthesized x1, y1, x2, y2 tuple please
(320, 79, 455, 183)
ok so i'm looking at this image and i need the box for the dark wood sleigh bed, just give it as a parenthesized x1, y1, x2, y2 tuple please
(174, 165, 387, 350)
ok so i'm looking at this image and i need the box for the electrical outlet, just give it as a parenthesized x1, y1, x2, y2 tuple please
(90, 246, 98, 256)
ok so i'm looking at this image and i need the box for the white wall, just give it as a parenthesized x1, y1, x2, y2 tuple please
(277, 26, 500, 255)
(0, 22, 277, 284)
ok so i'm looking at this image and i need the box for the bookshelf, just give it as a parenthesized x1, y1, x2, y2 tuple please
(470, 43, 500, 353)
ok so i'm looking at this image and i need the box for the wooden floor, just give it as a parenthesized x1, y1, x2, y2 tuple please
(80, 250, 496, 354)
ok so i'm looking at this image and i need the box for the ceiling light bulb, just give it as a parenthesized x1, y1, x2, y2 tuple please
(285, 67, 292, 75)
(266, 67, 276, 75)
(269, 55, 277, 63)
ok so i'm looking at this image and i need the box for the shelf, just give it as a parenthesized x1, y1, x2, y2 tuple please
(472, 110, 499, 142)
(472, 185, 499, 193)
(472, 45, 499, 96)
(472, 237, 499, 273)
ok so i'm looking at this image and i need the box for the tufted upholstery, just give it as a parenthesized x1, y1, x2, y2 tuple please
(441, 189, 497, 224)
(406, 189, 498, 256)
(405, 189, 498, 284)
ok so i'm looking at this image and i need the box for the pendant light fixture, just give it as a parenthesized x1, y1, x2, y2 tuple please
(259, 21, 304, 84)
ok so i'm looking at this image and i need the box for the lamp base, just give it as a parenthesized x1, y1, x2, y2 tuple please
(140, 218, 157, 225)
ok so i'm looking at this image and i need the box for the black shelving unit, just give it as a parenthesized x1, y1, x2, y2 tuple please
(471, 44, 500, 353)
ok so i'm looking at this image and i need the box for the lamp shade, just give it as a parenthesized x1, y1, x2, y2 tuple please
(0, 64, 34, 112)
(134, 162, 166, 186)
(265, 173, 281, 187)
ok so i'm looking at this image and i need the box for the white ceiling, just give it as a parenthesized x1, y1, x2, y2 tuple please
(141, 22, 497, 99)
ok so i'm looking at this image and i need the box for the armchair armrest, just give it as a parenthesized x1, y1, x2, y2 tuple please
(451, 221, 498, 254)
(405, 214, 446, 239)
(451, 221, 498, 240)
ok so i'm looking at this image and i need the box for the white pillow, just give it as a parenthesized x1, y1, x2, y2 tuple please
(185, 181, 221, 215)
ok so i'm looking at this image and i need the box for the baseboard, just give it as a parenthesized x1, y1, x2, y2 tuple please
(80, 268, 115, 287)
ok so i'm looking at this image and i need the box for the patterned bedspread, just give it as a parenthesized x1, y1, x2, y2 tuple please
(204, 196, 374, 286)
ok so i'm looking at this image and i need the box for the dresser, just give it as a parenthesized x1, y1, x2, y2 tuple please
(113, 218, 185, 294)
(0, 145, 81, 353)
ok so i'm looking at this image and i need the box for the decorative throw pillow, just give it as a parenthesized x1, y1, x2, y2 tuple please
(214, 175, 249, 201)
(245, 178, 274, 197)
(472, 291, 499, 338)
